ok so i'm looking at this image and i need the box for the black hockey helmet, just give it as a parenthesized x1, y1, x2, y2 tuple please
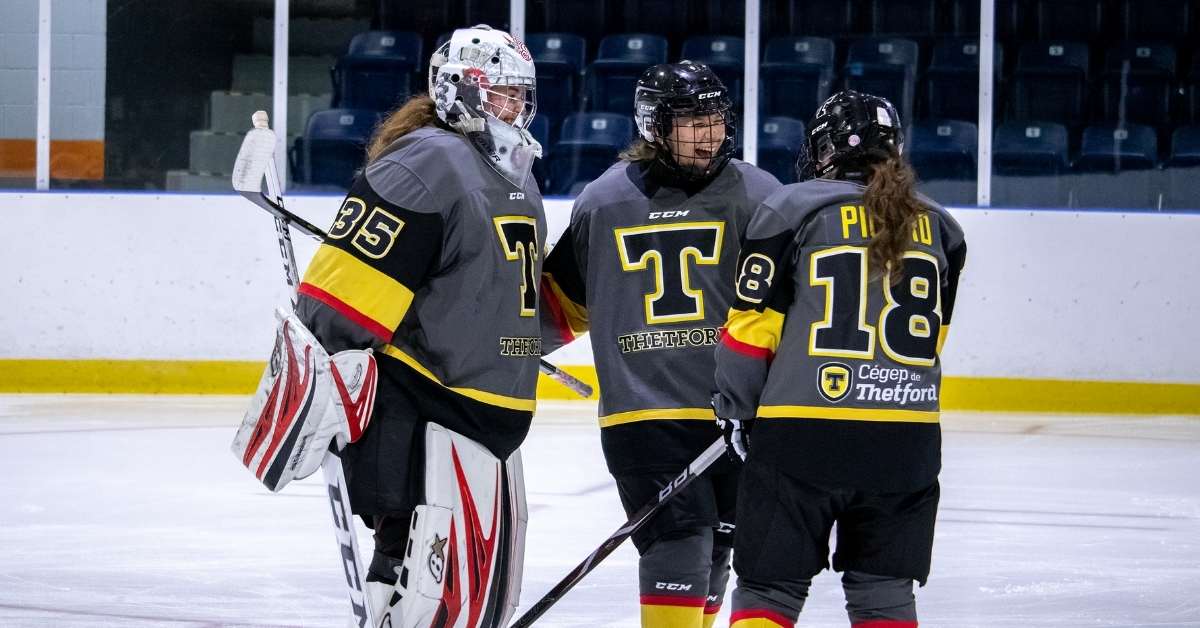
(634, 61, 737, 182)
(796, 90, 904, 181)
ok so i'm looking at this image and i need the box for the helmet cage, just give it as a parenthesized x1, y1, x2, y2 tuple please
(645, 91, 737, 181)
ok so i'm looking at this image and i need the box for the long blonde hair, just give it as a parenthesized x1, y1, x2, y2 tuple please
(862, 146, 924, 283)
(365, 95, 439, 164)
(618, 138, 662, 163)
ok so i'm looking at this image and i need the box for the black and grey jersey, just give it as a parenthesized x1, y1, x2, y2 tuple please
(297, 126, 546, 459)
(541, 159, 781, 473)
(713, 177, 967, 491)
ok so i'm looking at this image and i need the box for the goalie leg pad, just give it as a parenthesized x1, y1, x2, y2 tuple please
(378, 423, 527, 628)
(231, 309, 378, 491)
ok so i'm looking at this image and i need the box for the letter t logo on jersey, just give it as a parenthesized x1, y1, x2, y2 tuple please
(817, 363, 852, 403)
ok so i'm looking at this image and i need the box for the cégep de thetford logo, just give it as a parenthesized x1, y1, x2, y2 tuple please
(817, 362, 853, 403)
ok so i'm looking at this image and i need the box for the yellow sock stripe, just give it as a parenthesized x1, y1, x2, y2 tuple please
(1, 361, 1198, 416)
(641, 602, 705, 628)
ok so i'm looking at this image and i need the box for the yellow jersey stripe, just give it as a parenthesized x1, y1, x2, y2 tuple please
(303, 245, 415, 333)
(381, 345, 536, 412)
(599, 407, 715, 428)
(758, 405, 940, 423)
(724, 307, 786, 352)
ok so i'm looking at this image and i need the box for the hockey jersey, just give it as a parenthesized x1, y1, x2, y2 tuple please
(713, 177, 967, 491)
(541, 159, 781, 474)
(297, 126, 546, 462)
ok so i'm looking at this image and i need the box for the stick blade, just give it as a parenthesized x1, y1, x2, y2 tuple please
(232, 113, 277, 194)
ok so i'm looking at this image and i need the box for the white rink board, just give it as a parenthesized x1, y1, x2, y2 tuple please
(1, 192, 1199, 383)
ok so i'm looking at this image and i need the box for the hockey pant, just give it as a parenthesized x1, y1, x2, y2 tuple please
(367, 422, 527, 628)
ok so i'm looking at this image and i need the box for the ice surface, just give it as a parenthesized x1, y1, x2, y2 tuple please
(0, 396, 1197, 627)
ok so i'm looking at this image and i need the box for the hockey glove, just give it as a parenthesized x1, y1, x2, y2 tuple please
(712, 393, 753, 463)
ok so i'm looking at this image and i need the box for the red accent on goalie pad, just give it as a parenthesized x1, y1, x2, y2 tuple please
(331, 354, 377, 443)
(243, 321, 317, 480)
(435, 443, 502, 627)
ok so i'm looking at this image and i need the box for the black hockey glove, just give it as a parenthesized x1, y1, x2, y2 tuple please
(711, 393, 753, 463)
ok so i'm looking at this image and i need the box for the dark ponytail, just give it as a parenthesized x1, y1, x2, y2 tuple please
(862, 145, 924, 284)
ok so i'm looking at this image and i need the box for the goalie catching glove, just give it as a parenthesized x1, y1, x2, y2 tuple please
(231, 309, 378, 491)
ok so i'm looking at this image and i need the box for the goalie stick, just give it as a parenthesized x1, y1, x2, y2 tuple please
(230, 114, 595, 399)
(232, 112, 375, 627)
(508, 438, 727, 628)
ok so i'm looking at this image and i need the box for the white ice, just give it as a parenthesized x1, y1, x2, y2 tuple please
(0, 395, 1198, 627)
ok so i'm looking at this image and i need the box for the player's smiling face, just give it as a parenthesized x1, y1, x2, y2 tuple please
(666, 113, 725, 173)
(483, 85, 526, 125)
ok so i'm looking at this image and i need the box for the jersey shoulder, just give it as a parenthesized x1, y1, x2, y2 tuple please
(365, 127, 484, 214)
(571, 161, 641, 216)
(724, 159, 784, 200)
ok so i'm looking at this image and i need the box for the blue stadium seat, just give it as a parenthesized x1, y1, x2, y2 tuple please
(529, 114, 551, 191)
(992, 121, 1070, 207)
(293, 109, 382, 188)
(870, 0, 938, 36)
(908, 119, 978, 204)
(527, 33, 587, 123)
(756, 117, 806, 184)
(781, 0, 861, 36)
(1010, 41, 1090, 124)
(332, 32, 423, 111)
(843, 38, 920, 122)
(909, 120, 978, 180)
(1073, 124, 1160, 208)
(760, 37, 835, 123)
(923, 39, 1003, 121)
(1097, 43, 1176, 126)
(1121, 0, 1192, 42)
(949, 0, 1023, 37)
(548, 113, 635, 194)
(1034, 0, 1107, 41)
(681, 36, 745, 109)
(585, 34, 669, 114)
(1166, 126, 1200, 208)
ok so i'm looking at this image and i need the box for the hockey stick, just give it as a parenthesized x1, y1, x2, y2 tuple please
(508, 437, 727, 628)
(230, 112, 594, 399)
(232, 112, 374, 628)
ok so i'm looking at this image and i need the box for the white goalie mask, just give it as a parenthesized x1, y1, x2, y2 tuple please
(429, 24, 542, 187)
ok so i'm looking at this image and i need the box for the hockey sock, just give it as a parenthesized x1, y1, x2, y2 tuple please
(843, 570, 917, 627)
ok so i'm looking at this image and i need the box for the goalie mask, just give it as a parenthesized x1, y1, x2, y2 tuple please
(796, 90, 904, 182)
(430, 24, 542, 187)
(634, 61, 736, 183)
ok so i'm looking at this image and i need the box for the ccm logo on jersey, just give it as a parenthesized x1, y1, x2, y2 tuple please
(509, 192, 526, 200)
(698, 91, 721, 100)
(656, 582, 694, 591)
(648, 210, 689, 219)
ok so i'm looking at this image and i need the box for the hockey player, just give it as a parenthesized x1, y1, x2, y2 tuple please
(295, 25, 544, 628)
(712, 90, 968, 628)
(540, 62, 781, 628)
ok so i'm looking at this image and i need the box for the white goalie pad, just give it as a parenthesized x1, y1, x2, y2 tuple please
(231, 308, 378, 492)
(381, 423, 528, 628)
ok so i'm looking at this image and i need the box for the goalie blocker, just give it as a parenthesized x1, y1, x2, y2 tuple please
(368, 423, 529, 628)
(232, 309, 378, 491)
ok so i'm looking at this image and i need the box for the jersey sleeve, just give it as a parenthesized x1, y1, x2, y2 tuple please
(937, 211, 967, 353)
(539, 203, 591, 355)
(296, 161, 445, 353)
(713, 202, 800, 421)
